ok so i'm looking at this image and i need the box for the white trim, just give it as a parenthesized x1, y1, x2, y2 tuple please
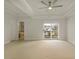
(4, 40, 11, 45)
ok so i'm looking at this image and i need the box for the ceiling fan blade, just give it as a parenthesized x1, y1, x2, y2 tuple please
(52, 5, 63, 8)
(39, 7, 48, 9)
(41, 1, 48, 6)
(53, 0, 58, 4)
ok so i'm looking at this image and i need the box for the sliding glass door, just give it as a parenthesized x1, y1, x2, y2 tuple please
(43, 23, 59, 39)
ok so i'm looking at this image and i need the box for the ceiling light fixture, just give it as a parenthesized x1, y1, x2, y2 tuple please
(48, 7, 52, 10)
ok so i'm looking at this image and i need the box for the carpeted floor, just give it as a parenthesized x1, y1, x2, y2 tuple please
(4, 40, 74, 59)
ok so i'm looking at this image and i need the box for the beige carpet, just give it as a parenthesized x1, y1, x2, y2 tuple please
(4, 40, 74, 59)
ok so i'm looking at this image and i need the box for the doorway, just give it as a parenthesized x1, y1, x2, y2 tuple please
(18, 22, 24, 40)
(43, 23, 59, 40)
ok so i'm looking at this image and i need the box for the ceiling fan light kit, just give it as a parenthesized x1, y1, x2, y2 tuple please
(48, 7, 52, 10)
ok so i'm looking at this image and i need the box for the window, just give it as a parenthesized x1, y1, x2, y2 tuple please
(43, 23, 58, 39)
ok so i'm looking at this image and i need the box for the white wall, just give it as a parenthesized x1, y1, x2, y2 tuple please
(4, 0, 18, 44)
(67, 15, 75, 44)
(4, 0, 74, 43)
(66, 2, 75, 44)
(4, 0, 32, 44)
(4, 14, 18, 44)
(21, 17, 67, 41)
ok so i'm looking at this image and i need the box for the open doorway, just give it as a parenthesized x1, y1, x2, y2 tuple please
(18, 22, 24, 40)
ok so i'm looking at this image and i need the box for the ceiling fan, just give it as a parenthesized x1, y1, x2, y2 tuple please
(40, 0, 63, 10)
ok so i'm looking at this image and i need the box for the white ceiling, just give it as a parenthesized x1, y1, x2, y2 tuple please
(5, 0, 75, 19)
(26, 0, 74, 15)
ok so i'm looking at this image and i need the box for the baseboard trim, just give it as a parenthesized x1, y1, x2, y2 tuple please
(4, 40, 11, 45)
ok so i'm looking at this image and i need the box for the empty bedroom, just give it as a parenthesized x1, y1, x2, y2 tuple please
(4, 0, 75, 59)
